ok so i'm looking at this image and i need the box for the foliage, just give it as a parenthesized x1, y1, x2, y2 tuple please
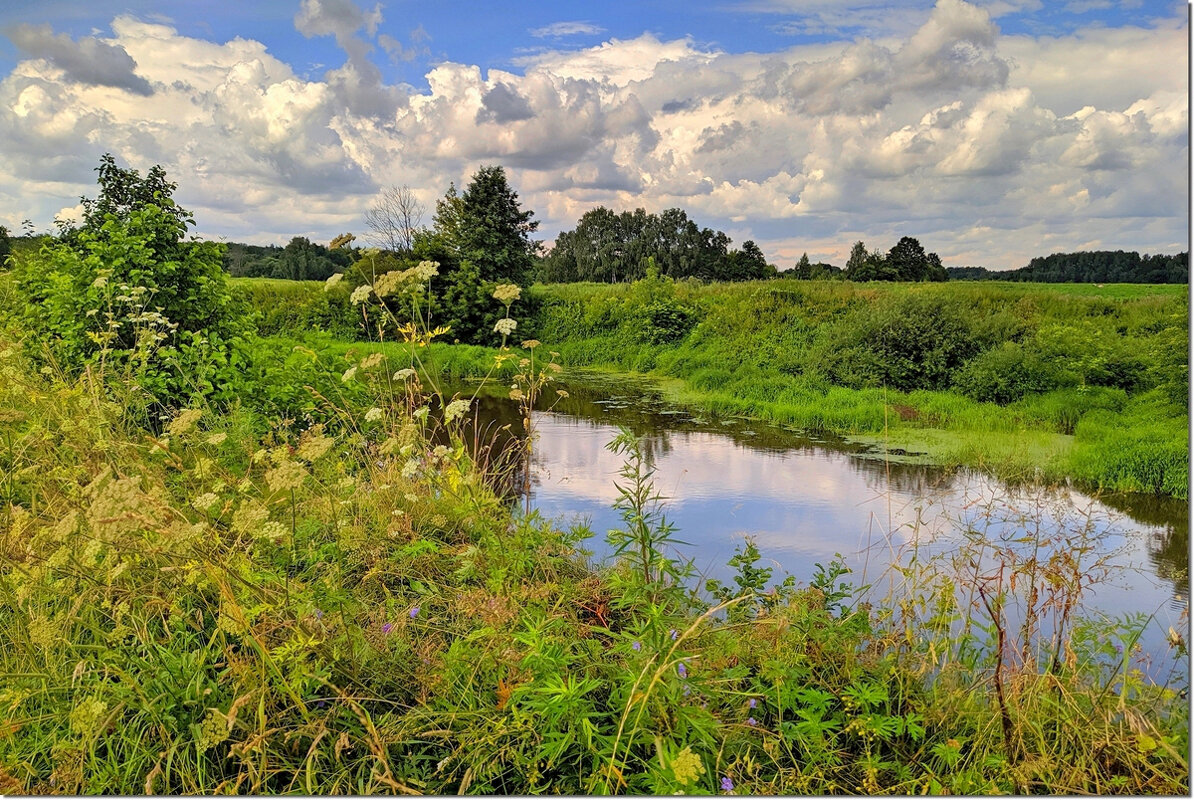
(0, 249, 1187, 795)
(539, 206, 769, 283)
(950, 250, 1189, 284)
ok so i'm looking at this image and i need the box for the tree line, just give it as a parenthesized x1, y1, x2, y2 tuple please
(947, 251, 1188, 284)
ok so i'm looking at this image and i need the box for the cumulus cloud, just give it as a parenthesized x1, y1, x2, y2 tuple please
(5, 23, 153, 95)
(0, 0, 1186, 268)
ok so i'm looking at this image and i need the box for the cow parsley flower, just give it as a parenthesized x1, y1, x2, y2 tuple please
(350, 284, 372, 305)
(444, 399, 470, 423)
(324, 273, 344, 291)
(492, 283, 521, 304)
(493, 318, 517, 336)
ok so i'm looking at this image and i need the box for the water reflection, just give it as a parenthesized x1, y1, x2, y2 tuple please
(454, 373, 1189, 673)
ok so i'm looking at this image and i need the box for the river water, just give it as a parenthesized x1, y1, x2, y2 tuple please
(458, 372, 1189, 682)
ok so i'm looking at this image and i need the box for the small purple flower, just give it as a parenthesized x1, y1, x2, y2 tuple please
(748, 697, 757, 709)
(381, 622, 394, 634)
(677, 662, 688, 679)
(721, 776, 734, 792)
(316, 699, 327, 709)
(410, 606, 420, 619)
(314, 609, 323, 620)
(632, 641, 642, 651)
(670, 629, 678, 641)
(746, 717, 757, 727)
(682, 684, 691, 697)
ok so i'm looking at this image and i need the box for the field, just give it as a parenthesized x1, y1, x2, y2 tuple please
(0, 239, 1188, 794)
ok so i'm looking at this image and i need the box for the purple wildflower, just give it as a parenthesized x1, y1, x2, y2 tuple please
(632, 641, 642, 651)
(670, 629, 678, 641)
(682, 684, 691, 697)
(677, 662, 688, 679)
(410, 606, 420, 619)
(314, 609, 323, 620)
(748, 697, 757, 709)
(746, 717, 757, 727)
(721, 776, 734, 792)
(382, 622, 393, 634)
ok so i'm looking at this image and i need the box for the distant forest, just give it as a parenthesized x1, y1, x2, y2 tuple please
(947, 251, 1188, 284)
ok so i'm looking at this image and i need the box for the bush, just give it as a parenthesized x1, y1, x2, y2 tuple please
(821, 293, 982, 391)
(637, 298, 697, 344)
(13, 205, 245, 411)
(953, 341, 1061, 404)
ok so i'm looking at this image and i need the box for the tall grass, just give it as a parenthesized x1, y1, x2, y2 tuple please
(0, 268, 1188, 794)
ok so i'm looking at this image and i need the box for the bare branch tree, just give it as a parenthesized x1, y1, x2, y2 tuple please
(364, 184, 426, 254)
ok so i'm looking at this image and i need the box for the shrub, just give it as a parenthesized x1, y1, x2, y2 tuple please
(953, 341, 1061, 404)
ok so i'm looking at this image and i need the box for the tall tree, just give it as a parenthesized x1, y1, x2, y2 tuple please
(793, 252, 812, 279)
(364, 184, 426, 254)
(456, 165, 539, 285)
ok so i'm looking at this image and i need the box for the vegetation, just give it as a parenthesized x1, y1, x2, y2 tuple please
(0, 155, 1186, 795)
(236, 272, 1189, 499)
(949, 251, 1188, 284)
(224, 237, 353, 281)
(538, 206, 774, 283)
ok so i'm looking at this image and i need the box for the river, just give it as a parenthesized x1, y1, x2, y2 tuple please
(455, 371, 1189, 683)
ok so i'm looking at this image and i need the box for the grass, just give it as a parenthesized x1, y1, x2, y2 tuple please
(231, 274, 1188, 499)
(0, 260, 1185, 795)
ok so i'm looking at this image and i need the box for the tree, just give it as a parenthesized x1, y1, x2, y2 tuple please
(457, 165, 539, 285)
(0, 225, 10, 265)
(14, 154, 243, 409)
(422, 167, 539, 341)
(793, 252, 812, 279)
(364, 184, 425, 254)
(845, 241, 869, 275)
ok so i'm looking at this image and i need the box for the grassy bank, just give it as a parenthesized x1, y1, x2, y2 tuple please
(1, 313, 1188, 794)
(235, 276, 1189, 499)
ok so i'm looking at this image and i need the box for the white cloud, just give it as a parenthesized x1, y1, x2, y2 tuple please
(0, 0, 1185, 268)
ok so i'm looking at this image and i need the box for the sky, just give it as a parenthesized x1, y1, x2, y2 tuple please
(0, 0, 1187, 270)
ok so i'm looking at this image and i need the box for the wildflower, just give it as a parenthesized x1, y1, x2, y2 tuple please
(191, 492, 220, 513)
(167, 408, 203, 437)
(382, 622, 394, 635)
(360, 352, 385, 369)
(296, 434, 335, 461)
(432, 445, 449, 458)
(521, 339, 541, 350)
(749, 698, 757, 709)
(493, 317, 517, 336)
(493, 283, 521, 304)
(410, 607, 420, 619)
(314, 609, 324, 620)
(195, 709, 230, 752)
(259, 520, 288, 541)
(444, 399, 470, 423)
(670, 746, 705, 786)
(324, 273, 344, 291)
(393, 368, 416, 381)
(413, 406, 430, 423)
(632, 641, 641, 651)
(670, 629, 678, 641)
(721, 776, 734, 792)
(746, 717, 757, 727)
(365, 407, 384, 423)
(401, 458, 420, 478)
(350, 284, 373, 305)
(677, 662, 688, 679)
(205, 432, 228, 446)
(341, 366, 358, 382)
(265, 460, 307, 493)
(415, 260, 439, 280)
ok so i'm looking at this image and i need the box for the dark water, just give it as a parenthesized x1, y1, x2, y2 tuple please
(458, 372, 1189, 681)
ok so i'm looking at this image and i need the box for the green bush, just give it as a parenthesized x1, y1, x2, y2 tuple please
(953, 341, 1061, 404)
(821, 293, 983, 392)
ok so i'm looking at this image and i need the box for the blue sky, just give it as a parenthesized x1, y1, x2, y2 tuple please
(0, 0, 1187, 268)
